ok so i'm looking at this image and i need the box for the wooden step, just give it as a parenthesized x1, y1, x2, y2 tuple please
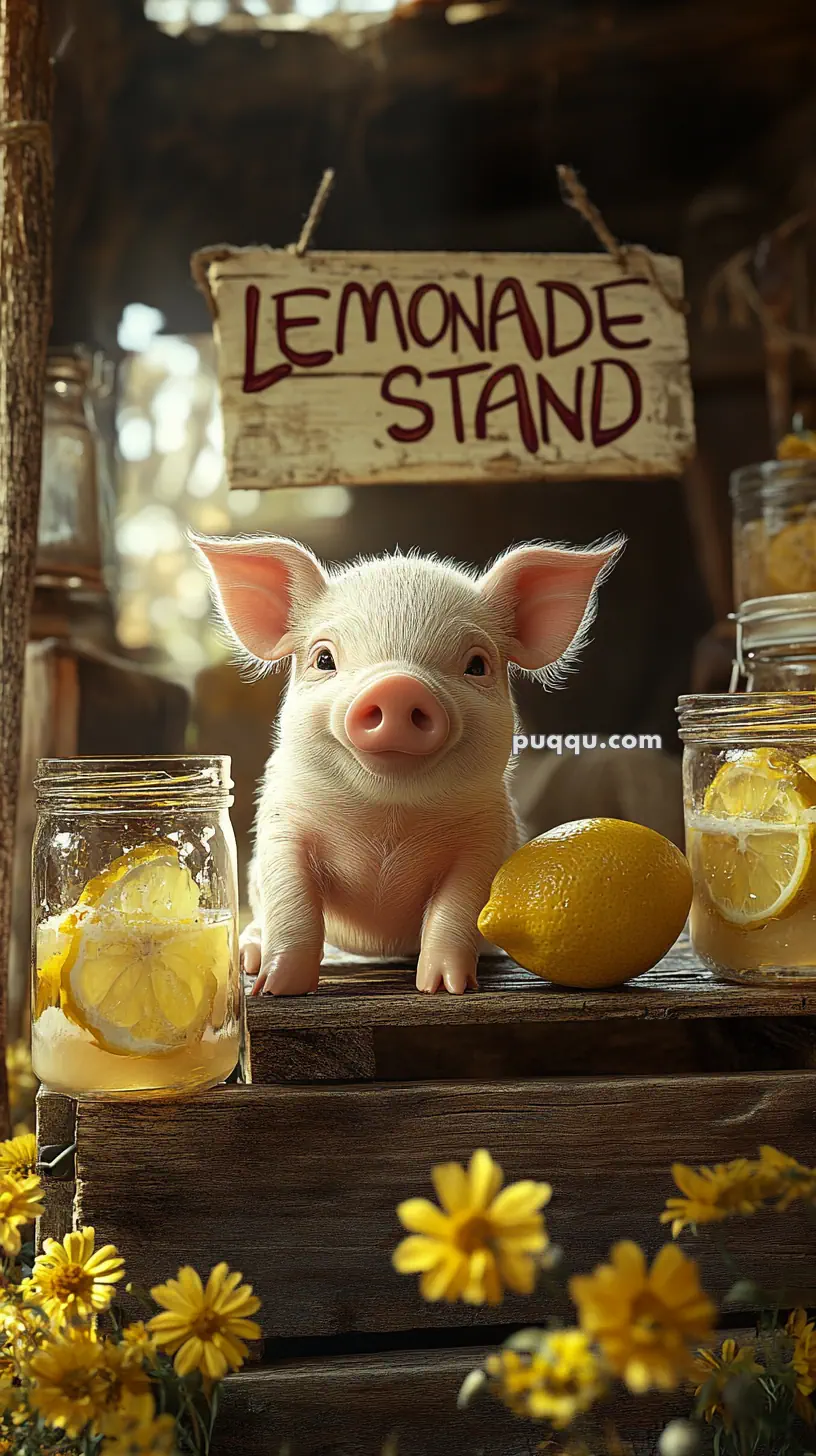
(243, 938, 816, 1083)
(39, 1070, 816, 1339)
(213, 1336, 751, 1456)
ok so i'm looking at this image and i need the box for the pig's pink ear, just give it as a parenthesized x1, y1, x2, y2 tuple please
(480, 537, 624, 675)
(191, 534, 328, 663)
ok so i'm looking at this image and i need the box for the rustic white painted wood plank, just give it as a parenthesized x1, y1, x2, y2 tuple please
(200, 248, 695, 488)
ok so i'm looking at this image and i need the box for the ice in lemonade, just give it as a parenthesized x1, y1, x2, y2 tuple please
(687, 746, 816, 982)
(32, 843, 239, 1096)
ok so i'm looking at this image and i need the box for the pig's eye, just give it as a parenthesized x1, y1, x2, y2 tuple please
(465, 654, 488, 677)
(314, 648, 336, 672)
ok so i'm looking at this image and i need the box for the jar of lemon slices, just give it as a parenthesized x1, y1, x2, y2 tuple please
(31, 757, 241, 1098)
(732, 460, 816, 606)
(677, 694, 816, 985)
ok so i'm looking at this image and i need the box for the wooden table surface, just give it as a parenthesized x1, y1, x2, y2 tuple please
(245, 935, 816, 1030)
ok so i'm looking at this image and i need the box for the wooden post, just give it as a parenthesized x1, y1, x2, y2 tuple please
(0, 1, 53, 1138)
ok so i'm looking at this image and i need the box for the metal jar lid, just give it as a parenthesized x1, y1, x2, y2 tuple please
(733, 593, 816, 651)
(730, 593, 816, 691)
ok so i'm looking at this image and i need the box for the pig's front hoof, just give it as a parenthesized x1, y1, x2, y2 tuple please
(241, 940, 262, 978)
(416, 962, 443, 994)
(252, 949, 321, 996)
(240, 922, 263, 978)
(416, 953, 478, 995)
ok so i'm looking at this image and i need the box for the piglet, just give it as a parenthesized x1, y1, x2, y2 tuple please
(193, 533, 622, 995)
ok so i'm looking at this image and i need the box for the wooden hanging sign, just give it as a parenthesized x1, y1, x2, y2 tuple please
(196, 246, 695, 489)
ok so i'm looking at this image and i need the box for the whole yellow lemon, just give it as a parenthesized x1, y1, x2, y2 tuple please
(477, 817, 692, 988)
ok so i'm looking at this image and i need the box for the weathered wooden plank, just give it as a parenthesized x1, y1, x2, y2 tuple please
(250, 1027, 376, 1084)
(245, 937, 816, 1033)
(216, 1342, 729, 1456)
(202, 248, 694, 489)
(75, 1073, 816, 1340)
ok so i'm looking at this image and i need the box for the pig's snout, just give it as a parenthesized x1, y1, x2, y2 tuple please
(344, 674, 450, 757)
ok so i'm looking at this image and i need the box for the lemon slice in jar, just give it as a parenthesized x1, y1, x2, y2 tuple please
(60, 848, 227, 1057)
(696, 748, 816, 926)
(33, 844, 186, 1023)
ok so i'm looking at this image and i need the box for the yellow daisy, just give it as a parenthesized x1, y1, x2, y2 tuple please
(0, 1135, 37, 1180)
(0, 1292, 46, 1358)
(0, 1173, 45, 1256)
(148, 1262, 261, 1380)
(788, 1309, 816, 1423)
(121, 1320, 158, 1363)
(101, 1409, 178, 1455)
(26, 1328, 109, 1437)
(569, 1241, 716, 1393)
(392, 1148, 551, 1305)
(24, 1227, 125, 1327)
(486, 1329, 607, 1427)
(757, 1146, 816, 1211)
(93, 1346, 155, 1440)
(693, 1338, 762, 1428)
(660, 1160, 765, 1237)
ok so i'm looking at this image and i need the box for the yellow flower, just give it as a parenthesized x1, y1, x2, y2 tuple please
(101, 1409, 178, 1455)
(660, 1160, 765, 1237)
(788, 1309, 816, 1423)
(0, 1173, 44, 1256)
(392, 1148, 551, 1305)
(0, 1135, 37, 1180)
(148, 1262, 261, 1380)
(27, 1326, 152, 1439)
(24, 1227, 125, 1327)
(0, 1291, 46, 1360)
(121, 1320, 157, 1363)
(569, 1241, 716, 1393)
(94, 1343, 154, 1433)
(693, 1338, 762, 1428)
(757, 1145, 816, 1211)
(26, 1327, 108, 1437)
(486, 1329, 607, 1427)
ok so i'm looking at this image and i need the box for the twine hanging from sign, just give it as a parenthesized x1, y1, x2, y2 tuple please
(191, 168, 336, 319)
(556, 165, 689, 316)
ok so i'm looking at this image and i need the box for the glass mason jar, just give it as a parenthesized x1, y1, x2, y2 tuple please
(730, 593, 816, 691)
(677, 693, 816, 985)
(38, 350, 111, 599)
(731, 460, 816, 606)
(31, 757, 241, 1099)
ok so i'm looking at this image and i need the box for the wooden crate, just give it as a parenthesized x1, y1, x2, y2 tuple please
(36, 939, 816, 1456)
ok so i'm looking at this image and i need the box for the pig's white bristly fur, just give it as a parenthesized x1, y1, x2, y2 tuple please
(192, 530, 623, 995)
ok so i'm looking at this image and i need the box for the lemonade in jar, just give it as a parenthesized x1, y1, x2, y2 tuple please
(31, 757, 241, 1098)
(678, 694, 816, 984)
